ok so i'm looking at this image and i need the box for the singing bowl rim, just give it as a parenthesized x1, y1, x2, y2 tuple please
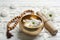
(20, 14, 44, 29)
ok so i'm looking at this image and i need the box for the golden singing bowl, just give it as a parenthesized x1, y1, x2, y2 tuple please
(19, 14, 44, 36)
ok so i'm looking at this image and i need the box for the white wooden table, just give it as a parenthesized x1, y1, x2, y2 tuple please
(0, 0, 60, 40)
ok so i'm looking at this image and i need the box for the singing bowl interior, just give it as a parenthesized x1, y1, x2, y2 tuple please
(21, 14, 43, 29)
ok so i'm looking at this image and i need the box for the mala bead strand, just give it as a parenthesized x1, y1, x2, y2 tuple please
(6, 16, 21, 39)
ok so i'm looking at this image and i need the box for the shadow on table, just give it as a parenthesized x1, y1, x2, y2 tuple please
(17, 31, 38, 40)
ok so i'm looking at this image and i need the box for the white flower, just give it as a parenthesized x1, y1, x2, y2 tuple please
(23, 18, 41, 28)
(45, 11, 55, 21)
(40, 7, 55, 21)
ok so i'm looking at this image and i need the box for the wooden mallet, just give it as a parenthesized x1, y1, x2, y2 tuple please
(36, 11, 58, 36)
